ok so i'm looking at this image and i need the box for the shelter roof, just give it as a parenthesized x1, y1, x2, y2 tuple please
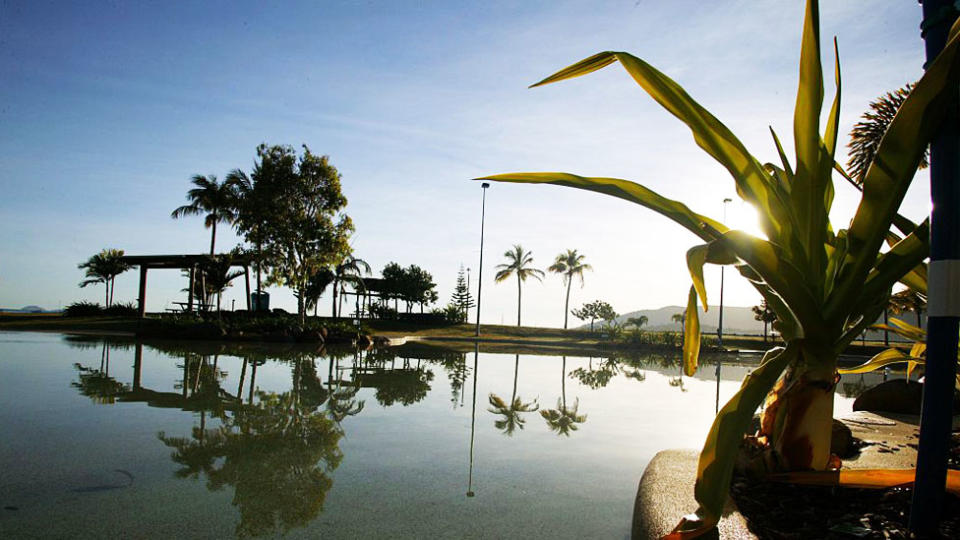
(118, 253, 255, 269)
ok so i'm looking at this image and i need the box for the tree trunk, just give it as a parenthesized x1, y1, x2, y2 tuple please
(758, 347, 836, 471)
(763, 321, 768, 343)
(332, 278, 339, 319)
(105, 282, 109, 307)
(516, 274, 522, 327)
(255, 239, 262, 311)
(563, 277, 572, 329)
(298, 287, 306, 325)
(209, 220, 217, 255)
(109, 277, 115, 307)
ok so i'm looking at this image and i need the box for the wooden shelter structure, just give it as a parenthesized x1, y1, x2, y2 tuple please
(118, 254, 256, 317)
(340, 277, 391, 318)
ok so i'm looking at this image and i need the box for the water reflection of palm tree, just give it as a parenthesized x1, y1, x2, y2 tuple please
(488, 354, 538, 435)
(540, 356, 587, 436)
(72, 342, 130, 404)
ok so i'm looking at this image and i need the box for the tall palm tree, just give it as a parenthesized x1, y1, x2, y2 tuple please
(495, 245, 544, 327)
(78, 248, 130, 307)
(332, 254, 372, 319)
(540, 356, 587, 436)
(487, 354, 538, 435)
(547, 249, 592, 329)
(171, 174, 238, 255)
(626, 315, 649, 329)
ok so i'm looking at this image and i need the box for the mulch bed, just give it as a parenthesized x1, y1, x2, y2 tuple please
(729, 433, 960, 539)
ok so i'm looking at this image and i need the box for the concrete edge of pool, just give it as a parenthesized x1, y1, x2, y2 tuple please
(632, 411, 952, 539)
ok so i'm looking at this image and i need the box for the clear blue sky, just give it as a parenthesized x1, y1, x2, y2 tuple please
(0, 1, 932, 326)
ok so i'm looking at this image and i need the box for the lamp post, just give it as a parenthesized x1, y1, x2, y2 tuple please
(717, 198, 732, 349)
(475, 183, 490, 337)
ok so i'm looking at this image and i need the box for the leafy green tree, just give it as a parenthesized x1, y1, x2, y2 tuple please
(240, 145, 353, 324)
(571, 300, 612, 332)
(78, 248, 131, 307)
(379, 262, 438, 314)
(548, 249, 592, 329)
(494, 245, 544, 327)
(299, 268, 335, 317)
(450, 266, 475, 322)
(487, 354, 539, 435)
(171, 174, 238, 255)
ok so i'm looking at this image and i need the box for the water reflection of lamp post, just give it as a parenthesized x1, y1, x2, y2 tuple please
(475, 183, 490, 337)
(715, 198, 732, 414)
(467, 344, 479, 497)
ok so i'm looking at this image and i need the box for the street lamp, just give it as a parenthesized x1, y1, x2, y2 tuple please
(717, 198, 732, 349)
(475, 183, 490, 337)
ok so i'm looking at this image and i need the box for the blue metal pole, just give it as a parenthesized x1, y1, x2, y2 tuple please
(910, 1, 960, 533)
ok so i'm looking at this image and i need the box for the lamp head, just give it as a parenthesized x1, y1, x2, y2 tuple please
(723, 198, 733, 203)
(481, 182, 490, 189)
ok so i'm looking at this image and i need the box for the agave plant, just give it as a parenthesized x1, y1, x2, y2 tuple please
(478, 0, 960, 533)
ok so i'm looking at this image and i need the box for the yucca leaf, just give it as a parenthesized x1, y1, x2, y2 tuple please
(683, 286, 701, 377)
(890, 318, 927, 341)
(529, 51, 789, 245)
(475, 173, 726, 242)
(838, 348, 921, 374)
(685, 241, 737, 311)
(670, 345, 796, 535)
(831, 25, 960, 319)
(849, 219, 930, 321)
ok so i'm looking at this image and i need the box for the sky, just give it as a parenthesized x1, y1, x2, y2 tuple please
(0, 0, 934, 327)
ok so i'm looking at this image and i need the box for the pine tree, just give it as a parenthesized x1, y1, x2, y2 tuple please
(450, 266, 475, 322)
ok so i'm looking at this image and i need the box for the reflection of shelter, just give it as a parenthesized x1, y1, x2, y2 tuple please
(118, 254, 255, 316)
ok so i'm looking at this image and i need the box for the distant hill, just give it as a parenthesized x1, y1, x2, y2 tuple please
(602, 305, 766, 335)
(0, 305, 56, 313)
(583, 304, 924, 342)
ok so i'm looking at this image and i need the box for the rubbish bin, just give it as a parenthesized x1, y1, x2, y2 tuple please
(251, 291, 270, 312)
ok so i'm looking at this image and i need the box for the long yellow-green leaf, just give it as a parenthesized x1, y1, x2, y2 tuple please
(891, 318, 926, 341)
(475, 173, 726, 242)
(686, 241, 737, 311)
(768, 469, 960, 496)
(670, 345, 796, 536)
(832, 25, 960, 317)
(683, 286, 701, 377)
(791, 0, 830, 288)
(838, 348, 921, 374)
(850, 220, 930, 319)
(835, 160, 918, 238)
(712, 230, 824, 337)
(870, 323, 926, 343)
(529, 51, 789, 245)
(910, 341, 927, 359)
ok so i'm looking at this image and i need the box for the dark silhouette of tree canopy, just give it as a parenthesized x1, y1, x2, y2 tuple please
(626, 315, 649, 329)
(571, 300, 616, 332)
(171, 174, 239, 255)
(332, 254, 371, 318)
(548, 249, 592, 329)
(847, 84, 928, 185)
(751, 300, 777, 342)
(78, 248, 131, 307)
(380, 262, 438, 313)
(495, 245, 544, 327)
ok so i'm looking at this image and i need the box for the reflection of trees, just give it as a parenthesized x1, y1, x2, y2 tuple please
(541, 356, 587, 436)
(570, 356, 621, 389)
(372, 369, 434, 406)
(72, 343, 129, 404)
(159, 388, 343, 537)
(488, 354, 538, 435)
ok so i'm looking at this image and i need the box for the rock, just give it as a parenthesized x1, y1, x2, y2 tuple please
(831, 419, 855, 458)
(851, 380, 960, 415)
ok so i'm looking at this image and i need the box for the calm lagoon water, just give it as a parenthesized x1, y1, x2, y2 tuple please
(0, 331, 875, 538)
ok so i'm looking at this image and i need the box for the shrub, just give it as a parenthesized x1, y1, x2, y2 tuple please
(103, 302, 138, 317)
(64, 301, 103, 317)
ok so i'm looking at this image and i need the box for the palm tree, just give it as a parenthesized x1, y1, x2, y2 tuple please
(626, 315, 649, 329)
(547, 249, 592, 329)
(847, 84, 928, 185)
(487, 354, 539, 435)
(199, 255, 245, 313)
(495, 245, 544, 327)
(78, 249, 130, 307)
(332, 254, 372, 319)
(540, 356, 586, 436)
(671, 311, 685, 343)
(171, 174, 238, 255)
